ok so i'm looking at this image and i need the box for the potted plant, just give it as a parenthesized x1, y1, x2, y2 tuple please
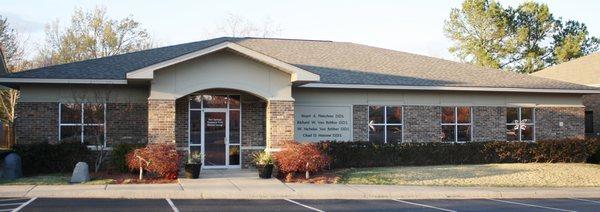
(184, 152, 202, 179)
(252, 151, 274, 179)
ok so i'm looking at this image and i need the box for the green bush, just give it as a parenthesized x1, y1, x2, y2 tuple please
(12, 142, 91, 175)
(319, 138, 600, 169)
(110, 143, 144, 173)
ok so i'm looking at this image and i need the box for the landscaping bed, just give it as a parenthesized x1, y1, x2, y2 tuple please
(335, 163, 600, 187)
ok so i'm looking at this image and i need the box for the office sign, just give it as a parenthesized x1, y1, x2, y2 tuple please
(295, 105, 352, 142)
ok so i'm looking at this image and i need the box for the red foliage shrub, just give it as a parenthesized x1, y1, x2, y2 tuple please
(273, 141, 329, 178)
(126, 143, 182, 180)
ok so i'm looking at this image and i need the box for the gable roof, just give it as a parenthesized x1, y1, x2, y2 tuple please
(531, 52, 600, 86)
(1, 37, 598, 93)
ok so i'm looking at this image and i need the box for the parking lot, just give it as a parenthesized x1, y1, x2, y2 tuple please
(2, 197, 600, 212)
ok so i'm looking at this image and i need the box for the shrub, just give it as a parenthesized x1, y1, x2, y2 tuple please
(273, 141, 329, 180)
(251, 151, 273, 166)
(320, 138, 600, 169)
(12, 142, 91, 175)
(126, 143, 182, 180)
(110, 143, 144, 173)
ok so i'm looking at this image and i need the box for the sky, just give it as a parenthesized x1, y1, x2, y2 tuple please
(1, 0, 600, 61)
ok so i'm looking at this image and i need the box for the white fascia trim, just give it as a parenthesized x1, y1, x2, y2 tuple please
(0, 78, 128, 84)
(126, 42, 320, 82)
(299, 83, 600, 94)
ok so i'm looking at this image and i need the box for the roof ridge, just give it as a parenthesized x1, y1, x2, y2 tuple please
(238, 37, 333, 42)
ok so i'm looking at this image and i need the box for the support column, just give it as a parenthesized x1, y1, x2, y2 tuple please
(266, 100, 295, 149)
(147, 99, 176, 143)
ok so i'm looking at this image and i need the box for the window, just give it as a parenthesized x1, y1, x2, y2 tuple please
(368, 106, 403, 144)
(506, 107, 535, 141)
(441, 107, 472, 142)
(585, 111, 594, 134)
(59, 103, 106, 145)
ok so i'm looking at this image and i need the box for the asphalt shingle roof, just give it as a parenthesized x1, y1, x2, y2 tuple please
(3, 37, 596, 90)
(531, 52, 600, 86)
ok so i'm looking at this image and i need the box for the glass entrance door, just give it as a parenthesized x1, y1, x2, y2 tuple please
(203, 111, 227, 167)
(189, 94, 242, 169)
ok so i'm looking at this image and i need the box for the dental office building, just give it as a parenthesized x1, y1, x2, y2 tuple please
(0, 37, 598, 168)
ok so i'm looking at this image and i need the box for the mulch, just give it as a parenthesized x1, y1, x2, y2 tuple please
(277, 170, 342, 184)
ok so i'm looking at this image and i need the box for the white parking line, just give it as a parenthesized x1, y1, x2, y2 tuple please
(0, 199, 27, 203)
(12, 197, 37, 212)
(165, 198, 179, 212)
(486, 198, 574, 212)
(570, 198, 600, 204)
(392, 199, 456, 212)
(284, 199, 324, 212)
(0, 202, 26, 207)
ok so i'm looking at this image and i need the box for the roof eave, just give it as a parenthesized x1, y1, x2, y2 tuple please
(0, 78, 128, 85)
(299, 83, 600, 94)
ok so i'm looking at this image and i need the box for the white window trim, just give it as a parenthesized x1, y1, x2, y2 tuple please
(58, 102, 107, 147)
(506, 107, 536, 142)
(441, 107, 473, 143)
(187, 94, 242, 168)
(368, 106, 404, 143)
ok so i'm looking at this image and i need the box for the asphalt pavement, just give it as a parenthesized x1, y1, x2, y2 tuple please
(4, 197, 600, 212)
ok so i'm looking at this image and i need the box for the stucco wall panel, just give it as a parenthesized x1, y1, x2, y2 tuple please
(149, 50, 293, 101)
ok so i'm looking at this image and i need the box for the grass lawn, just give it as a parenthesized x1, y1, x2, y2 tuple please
(338, 163, 600, 187)
(0, 174, 117, 185)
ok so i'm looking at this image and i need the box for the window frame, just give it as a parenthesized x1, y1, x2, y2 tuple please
(506, 107, 536, 142)
(367, 105, 404, 143)
(58, 102, 107, 146)
(441, 106, 473, 143)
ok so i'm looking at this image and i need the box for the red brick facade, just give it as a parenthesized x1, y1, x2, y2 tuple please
(266, 100, 294, 148)
(147, 99, 176, 143)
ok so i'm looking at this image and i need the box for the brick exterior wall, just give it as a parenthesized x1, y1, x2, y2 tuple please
(352, 105, 369, 141)
(403, 105, 442, 142)
(175, 98, 188, 147)
(472, 106, 506, 141)
(536, 107, 585, 140)
(242, 98, 266, 146)
(106, 103, 148, 146)
(266, 100, 294, 148)
(15, 102, 58, 143)
(147, 99, 176, 143)
(584, 94, 600, 135)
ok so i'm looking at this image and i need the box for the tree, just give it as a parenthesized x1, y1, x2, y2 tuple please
(444, 0, 514, 69)
(552, 20, 600, 63)
(37, 6, 153, 66)
(444, 0, 599, 73)
(210, 13, 282, 38)
(0, 15, 27, 125)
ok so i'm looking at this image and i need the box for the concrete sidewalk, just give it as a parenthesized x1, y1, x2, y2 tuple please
(1, 169, 600, 199)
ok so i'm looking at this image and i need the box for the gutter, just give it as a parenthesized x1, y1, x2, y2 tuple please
(299, 83, 600, 94)
(0, 78, 128, 85)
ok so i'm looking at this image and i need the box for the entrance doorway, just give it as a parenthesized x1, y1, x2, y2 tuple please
(189, 94, 241, 169)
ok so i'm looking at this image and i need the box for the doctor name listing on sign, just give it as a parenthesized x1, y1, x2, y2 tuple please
(295, 106, 352, 142)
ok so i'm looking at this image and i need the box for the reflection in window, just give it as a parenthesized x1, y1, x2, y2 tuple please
(441, 107, 472, 142)
(202, 95, 228, 108)
(506, 107, 535, 141)
(59, 103, 106, 145)
(368, 106, 403, 143)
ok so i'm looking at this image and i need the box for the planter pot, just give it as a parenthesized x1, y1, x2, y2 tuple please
(184, 163, 202, 179)
(256, 164, 274, 179)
